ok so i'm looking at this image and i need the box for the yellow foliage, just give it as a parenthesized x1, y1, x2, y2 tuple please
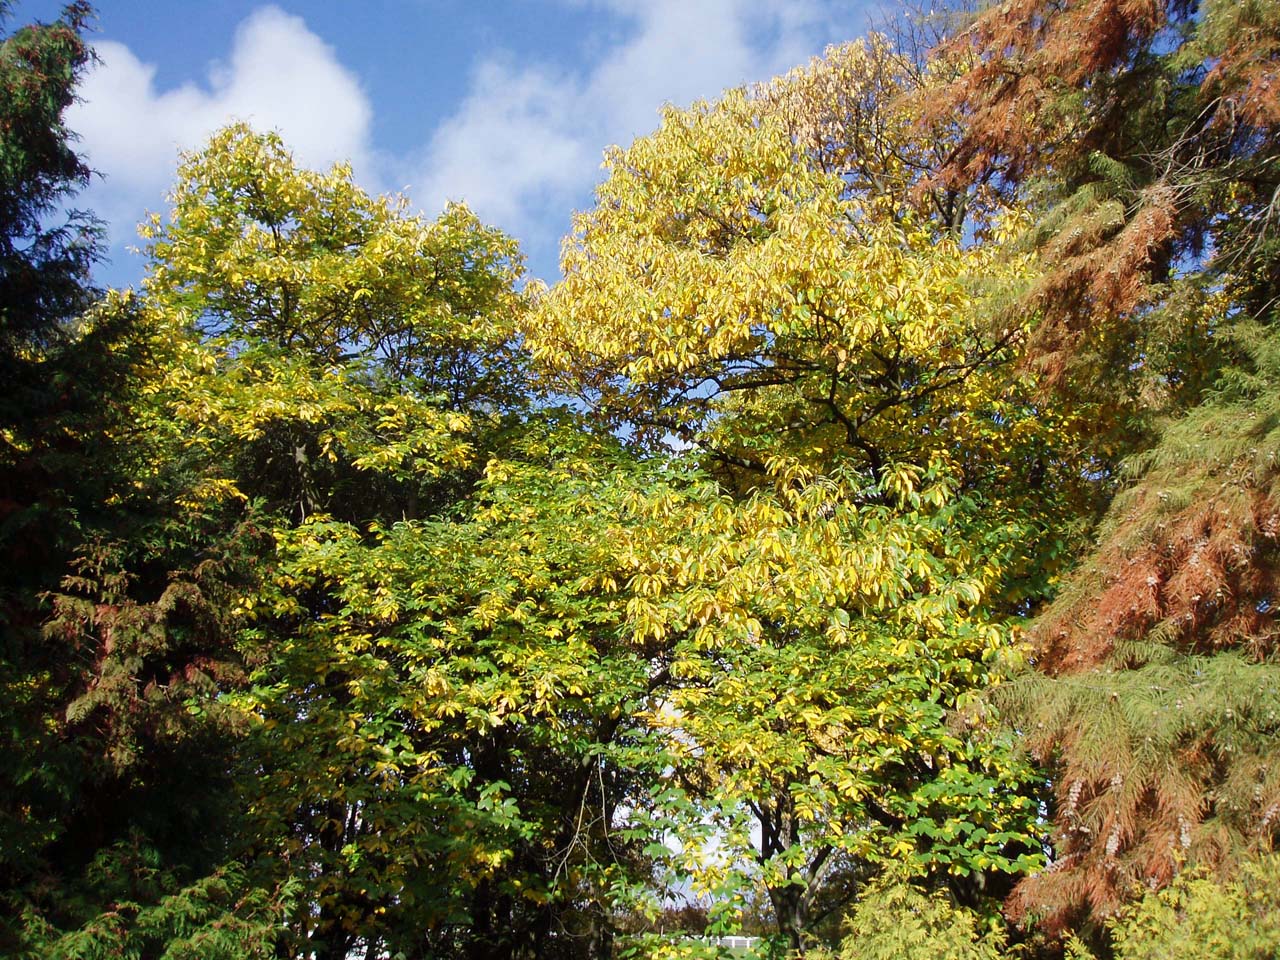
(527, 44, 1041, 491)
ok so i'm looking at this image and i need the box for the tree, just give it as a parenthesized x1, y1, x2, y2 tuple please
(12, 5, 1275, 956)
(137, 125, 545, 959)
(141, 123, 529, 527)
(930, 0, 1279, 344)
(618, 460, 1047, 952)
(0, 10, 293, 955)
(0, 0, 100, 674)
(240, 425, 691, 959)
(526, 43, 1085, 949)
(927, 0, 1280, 934)
(0, 0, 99, 361)
(997, 324, 1280, 930)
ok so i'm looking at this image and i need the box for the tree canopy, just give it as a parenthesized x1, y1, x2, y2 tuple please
(3, 2, 1278, 959)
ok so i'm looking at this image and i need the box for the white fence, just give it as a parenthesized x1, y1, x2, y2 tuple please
(700, 935, 760, 950)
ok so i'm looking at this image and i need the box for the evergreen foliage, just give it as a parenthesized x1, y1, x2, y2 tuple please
(0, 0, 99, 360)
(926, 0, 1280, 931)
(0, 10, 285, 956)
(14, 841, 292, 960)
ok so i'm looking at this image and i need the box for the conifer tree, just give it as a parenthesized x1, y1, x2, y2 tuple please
(0, 8, 290, 955)
(931, 0, 1280, 933)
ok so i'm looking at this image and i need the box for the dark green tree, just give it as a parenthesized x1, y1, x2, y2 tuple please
(0, 0, 101, 635)
(0, 3, 104, 910)
(0, 0, 99, 360)
(0, 8, 290, 955)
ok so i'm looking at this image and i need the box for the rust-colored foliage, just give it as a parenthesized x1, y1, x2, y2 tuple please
(928, 0, 1174, 184)
(1000, 370, 1280, 930)
(1022, 185, 1180, 380)
(927, 0, 1280, 373)
(925, 0, 1280, 936)
(1036, 492, 1280, 675)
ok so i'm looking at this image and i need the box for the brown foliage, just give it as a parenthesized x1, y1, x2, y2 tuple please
(1034, 487, 1280, 675)
(998, 384, 1280, 930)
(926, 0, 1176, 188)
(925, 0, 1280, 377)
(915, 7, 1280, 933)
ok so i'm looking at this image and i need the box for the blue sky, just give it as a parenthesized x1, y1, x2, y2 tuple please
(12, 1, 880, 286)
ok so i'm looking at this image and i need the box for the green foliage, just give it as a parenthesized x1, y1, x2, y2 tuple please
(830, 873, 1007, 960)
(238, 424, 691, 956)
(623, 459, 1049, 918)
(0, 295, 274, 956)
(0, 0, 100, 359)
(525, 39, 1078, 949)
(1106, 856, 1280, 960)
(14, 838, 292, 960)
(0, 0, 107, 710)
(11, 3, 1280, 958)
(0, 8, 266, 954)
(143, 123, 529, 525)
(124, 124, 539, 958)
(1063, 856, 1280, 960)
(922, 0, 1280, 933)
(1004, 305, 1280, 922)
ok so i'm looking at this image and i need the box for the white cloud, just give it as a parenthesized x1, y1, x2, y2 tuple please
(413, 59, 594, 231)
(69, 5, 372, 259)
(62, 1, 859, 285)
(407, 0, 850, 276)
(586, 0, 820, 137)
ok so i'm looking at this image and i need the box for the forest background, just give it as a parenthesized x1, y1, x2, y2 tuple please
(1, 1, 1278, 958)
